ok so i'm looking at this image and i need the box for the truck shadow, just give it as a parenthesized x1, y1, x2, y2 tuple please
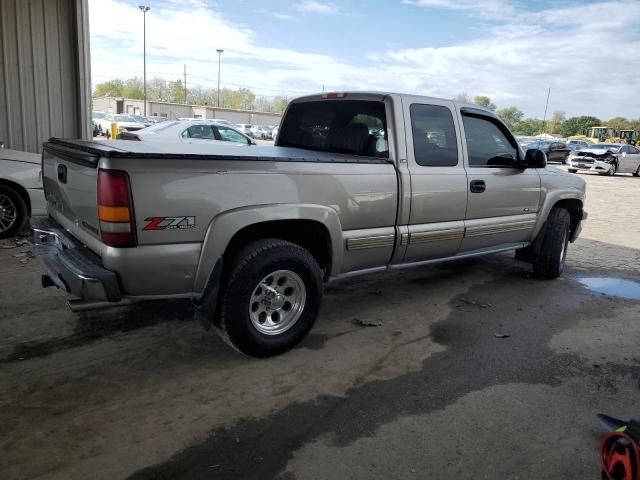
(3, 299, 192, 362)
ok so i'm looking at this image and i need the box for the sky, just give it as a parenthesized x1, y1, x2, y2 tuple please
(89, 0, 640, 119)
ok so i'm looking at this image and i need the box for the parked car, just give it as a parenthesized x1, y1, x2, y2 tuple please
(272, 125, 279, 141)
(129, 115, 154, 127)
(250, 125, 272, 140)
(92, 111, 106, 136)
(567, 143, 640, 176)
(566, 140, 590, 150)
(515, 136, 537, 150)
(94, 114, 145, 138)
(526, 140, 571, 163)
(236, 124, 253, 136)
(118, 120, 255, 145)
(31, 91, 586, 357)
(0, 148, 46, 238)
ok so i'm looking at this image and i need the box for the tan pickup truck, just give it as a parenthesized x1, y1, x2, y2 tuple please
(31, 92, 587, 356)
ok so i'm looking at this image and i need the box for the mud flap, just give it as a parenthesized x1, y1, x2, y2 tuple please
(193, 257, 223, 331)
(515, 220, 548, 264)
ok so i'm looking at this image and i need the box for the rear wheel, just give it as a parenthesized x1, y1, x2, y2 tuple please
(0, 185, 28, 239)
(532, 208, 570, 279)
(216, 239, 323, 357)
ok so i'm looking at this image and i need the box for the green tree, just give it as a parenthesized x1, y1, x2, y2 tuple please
(121, 77, 144, 99)
(559, 116, 601, 137)
(93, 79, 124, 97)
(167, 80, 186, 103)
(271, 96, 290, 113)
(454, 93, 471, 103)
(512, 118, 545, 136)
(496, 106, 524, 130)
(547, 111, 566, 135)
(473, 95, 496, 111)
(607, 117, 631, 131)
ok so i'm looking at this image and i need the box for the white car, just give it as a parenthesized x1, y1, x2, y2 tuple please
(272, 125, 279, 141)
(236, 124, 253, 136)
(0, 148, 46, 238)
(567, 143, 640, 176)
(118, 120, 255, 145)
(94, 114, 145, 138)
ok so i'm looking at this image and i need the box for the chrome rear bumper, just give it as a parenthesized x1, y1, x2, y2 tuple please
(30, 216, 122, 302)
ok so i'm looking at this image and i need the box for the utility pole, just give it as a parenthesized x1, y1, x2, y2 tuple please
(541, 87, 551, 134)
(183, 64, 187, 104)
(139, 6, 150, 116)
(216, 49, 224, 107)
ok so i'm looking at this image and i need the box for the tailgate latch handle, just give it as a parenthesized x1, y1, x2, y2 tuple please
(57, 164, 67, 184)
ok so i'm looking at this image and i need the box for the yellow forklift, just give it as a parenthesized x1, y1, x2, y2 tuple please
(619, 129, 638, 146)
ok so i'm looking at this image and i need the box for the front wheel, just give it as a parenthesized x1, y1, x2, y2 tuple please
(532, 208, 570, 279)
(0, 185, 28, 239)
(608, 163, 617, 176)
(633, 165, 639, 177)
(568, 169, 578, 173)
(216, 239, 323, 357)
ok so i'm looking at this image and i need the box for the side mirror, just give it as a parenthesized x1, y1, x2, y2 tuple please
(522, 148, 547, 168)
(621, 152, 627, 157)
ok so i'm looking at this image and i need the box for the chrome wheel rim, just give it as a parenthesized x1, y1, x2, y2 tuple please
(0, 193, 17, 233)
(249, 270, 306, 336)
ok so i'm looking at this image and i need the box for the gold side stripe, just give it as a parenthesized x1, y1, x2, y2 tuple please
(410, 229, 465, 244)
(347, 235, 395, 251)
(465, 221, 536, 237)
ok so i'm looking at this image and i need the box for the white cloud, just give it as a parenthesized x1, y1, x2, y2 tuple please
(89, 0, 640, 119)
(403, 0, 515, 18)
(294, 1, 339, 15)
(272, 13, 296, 21)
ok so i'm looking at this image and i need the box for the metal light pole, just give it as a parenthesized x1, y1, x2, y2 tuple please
(139, 6, 150, 116)
(216, 49, 224, 107)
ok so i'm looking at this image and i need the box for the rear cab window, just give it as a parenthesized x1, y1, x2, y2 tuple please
(410, 104, 459, 166)
(277, 100, 388, 158)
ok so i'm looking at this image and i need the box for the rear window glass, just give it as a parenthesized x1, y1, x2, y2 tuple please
(278, 100, 388, 158)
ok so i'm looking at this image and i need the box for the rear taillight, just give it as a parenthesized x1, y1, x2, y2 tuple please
(97, 169, 137, 248)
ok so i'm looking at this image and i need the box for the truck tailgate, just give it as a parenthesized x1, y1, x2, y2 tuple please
(42, 141, 102, 242)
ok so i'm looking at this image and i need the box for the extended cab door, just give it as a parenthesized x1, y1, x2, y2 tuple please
(400, 97, 468, 262)
(457, 108, 542, 252)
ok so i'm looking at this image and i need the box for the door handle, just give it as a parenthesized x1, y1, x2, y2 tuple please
(470, 180, 485, 193)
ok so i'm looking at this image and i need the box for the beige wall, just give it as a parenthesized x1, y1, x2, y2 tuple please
(0, 0, 91, 153)
(92, 97, 282, 125)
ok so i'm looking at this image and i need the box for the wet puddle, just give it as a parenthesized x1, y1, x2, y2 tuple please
(575, 276, 640, 300)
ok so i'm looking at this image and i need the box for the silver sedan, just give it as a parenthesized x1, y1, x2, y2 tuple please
(119, 120, 256, 146)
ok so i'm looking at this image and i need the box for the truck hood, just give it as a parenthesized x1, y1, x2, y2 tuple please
(0, 148, 41, 164)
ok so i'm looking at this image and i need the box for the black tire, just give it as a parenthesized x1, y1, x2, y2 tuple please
(532, 208, 570, 279)
(608, 163, 617, 176)
(633, 165, 639, 177)
(568, 169, 578, 173)
(0, 184, 28, 239)
(216, 239, 323, 357)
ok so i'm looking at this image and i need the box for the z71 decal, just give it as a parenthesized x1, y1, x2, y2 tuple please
(143, 216, 196, 231)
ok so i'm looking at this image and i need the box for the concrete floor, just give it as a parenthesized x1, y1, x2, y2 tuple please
(0, 169, 638, 479)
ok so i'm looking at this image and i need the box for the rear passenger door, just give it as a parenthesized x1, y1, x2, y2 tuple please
(458, 109, 542, 252)
(401, 98, 468, 263)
